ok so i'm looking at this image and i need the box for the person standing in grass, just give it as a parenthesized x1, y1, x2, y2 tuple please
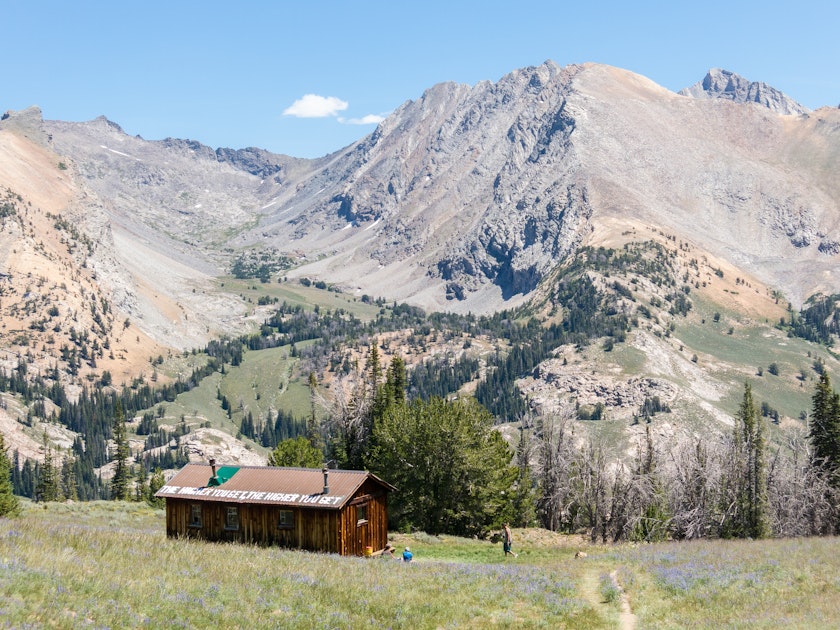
(381, 544, 396, 559)
(503, 523, 518, 557)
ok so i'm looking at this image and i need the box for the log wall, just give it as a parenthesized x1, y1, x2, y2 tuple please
(165, 480, 389, 556)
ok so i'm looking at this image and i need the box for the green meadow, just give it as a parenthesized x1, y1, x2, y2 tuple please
(2, 502, 839, 629)
(216, 276, 385, 321)
(156, 343, 313, 445)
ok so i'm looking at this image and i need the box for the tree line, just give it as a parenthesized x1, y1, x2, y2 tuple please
(0, 356, 217, 501)
(266, 346, 524, 537)
(258, 350, 840, 542)
(526, 374, 840, 542)
(5, 335, 840, 543)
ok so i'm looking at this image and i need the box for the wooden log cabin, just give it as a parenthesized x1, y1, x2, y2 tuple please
(155, 462, 395, 556)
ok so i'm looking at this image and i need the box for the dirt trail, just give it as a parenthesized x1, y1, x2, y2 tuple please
(579, 567, 637, 630)
(611, 569, 637, 630)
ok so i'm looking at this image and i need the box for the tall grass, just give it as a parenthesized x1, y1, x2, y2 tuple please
(608, 537, 840, 628)
(2, 501, 839, 628)
(0, 502, 601, 629)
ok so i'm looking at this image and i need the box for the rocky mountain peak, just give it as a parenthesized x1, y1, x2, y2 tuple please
(91, 115, 127, 133)
(1, 105, 42, 123)
(679, 68, 809, 115)
(0, 106, 49, 144)
(2, 61, 837, 337)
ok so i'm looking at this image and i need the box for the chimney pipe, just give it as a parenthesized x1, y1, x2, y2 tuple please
(209, 458, 217, 479)
(322, 466, 330, 495)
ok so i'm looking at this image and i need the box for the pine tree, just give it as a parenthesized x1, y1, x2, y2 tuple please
(61, 453, 78, 502)
(728, 382, 769, 539)
(366, 341, 382, 392)
(260, 421, 275, 448)
(368, 396, 519, 536)
(11, 450, 22, 496)
(631, 424, 670, 542)
(147, 468, 166, 508)
(36, 432, 61, 502)
(367, 342, 386, 436)
(384, 356, 407, 408)
(0, 433, 21, 517)
(134, 465, 148, 502)
(110, 402, 132, 501)
(809, 371, 840, 480)
(509, 425, 537, 527)
(14, 456, 36, 499)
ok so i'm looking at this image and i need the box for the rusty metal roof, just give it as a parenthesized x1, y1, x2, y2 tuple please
(155, 464, 395, 510)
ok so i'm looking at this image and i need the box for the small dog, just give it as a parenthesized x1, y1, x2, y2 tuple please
(574, 551, 588, 559)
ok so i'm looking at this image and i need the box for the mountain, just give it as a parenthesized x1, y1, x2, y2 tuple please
(6, 62, 837, 336)
(1, 61, 840, 481)
(678, 67, 810, 115)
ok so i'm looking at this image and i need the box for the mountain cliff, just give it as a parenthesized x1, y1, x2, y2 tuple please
(679, 67, 810, 115)
(2, 62, 839, 354)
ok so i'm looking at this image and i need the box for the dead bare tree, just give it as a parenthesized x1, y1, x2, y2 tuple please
(320, 373, 372, 469)
(582, 432, 665, 544)
(529, 406, 840, 543)
(665, 434, 726, 540)
(574, 437, 613, 543)
(625, 425, 670, 542)
(767, 429, 840, 536)
(529, 405, 580, 532)
(602, 459, 635, 542)
(532, 410, 669, 542)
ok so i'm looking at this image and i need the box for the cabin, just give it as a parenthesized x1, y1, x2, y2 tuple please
(155, 462, 395, 556)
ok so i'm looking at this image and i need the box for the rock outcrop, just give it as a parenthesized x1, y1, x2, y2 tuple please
(679, 68, 809, 115)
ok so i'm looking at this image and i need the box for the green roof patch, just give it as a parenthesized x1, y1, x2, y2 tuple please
(208, 466, 240, 487)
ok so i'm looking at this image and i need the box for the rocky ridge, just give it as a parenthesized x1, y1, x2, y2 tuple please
(679, 68, 810, 115)
(1, 61, 839, 356)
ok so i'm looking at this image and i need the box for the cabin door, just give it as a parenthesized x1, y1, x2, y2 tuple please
(355, 501, 370, 556)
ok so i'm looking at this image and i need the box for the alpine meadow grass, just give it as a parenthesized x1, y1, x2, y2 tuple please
(607, 537, 840, 628)
(0, 502, 602, 629)
(1, 501, 840, 628)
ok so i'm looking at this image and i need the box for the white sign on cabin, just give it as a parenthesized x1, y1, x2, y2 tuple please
(159, 485, 345, 506)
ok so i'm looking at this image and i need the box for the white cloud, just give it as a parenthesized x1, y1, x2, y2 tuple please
(340, 114, 387, 125)
(283, 94, 348, 118)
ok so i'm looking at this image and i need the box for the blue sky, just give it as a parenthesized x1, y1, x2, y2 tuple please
(4, 1, 838, 158)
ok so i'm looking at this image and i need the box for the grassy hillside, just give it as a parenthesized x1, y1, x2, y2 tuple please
(1, 501, 838, 628)
(158, 344, 312, 430)
(218, 275, 386, 320)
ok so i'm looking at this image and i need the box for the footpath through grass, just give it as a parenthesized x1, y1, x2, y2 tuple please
(1, 501, 839, 628)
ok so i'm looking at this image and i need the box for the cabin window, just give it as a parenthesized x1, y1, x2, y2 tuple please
(356, 503, 368, 525)
(189, 504, 202, 528)
(278, 510, 294, 529)
(225, 506, 239, 531)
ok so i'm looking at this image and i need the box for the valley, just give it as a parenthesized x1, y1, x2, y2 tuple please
(0, 62, 839, 538)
